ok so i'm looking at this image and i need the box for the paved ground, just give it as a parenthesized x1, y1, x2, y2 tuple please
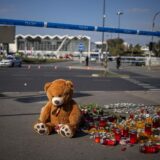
(0, 61, 160, 160)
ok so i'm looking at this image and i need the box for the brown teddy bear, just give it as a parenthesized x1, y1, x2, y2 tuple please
(33, 79, 82, 137)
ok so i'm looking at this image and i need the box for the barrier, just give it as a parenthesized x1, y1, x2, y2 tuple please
(0, 18, 160, 37)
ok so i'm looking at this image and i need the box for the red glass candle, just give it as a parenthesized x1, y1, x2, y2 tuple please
(140, 145, 159, 153)
(156, 143, 160, 150)
(145, 124, 152, 135)
(129, 113, 134, 119)
(130, 130, 137, 144)
(106, 139, 116, 145)
(121, 127, 129, 137)
(107, 116, 116, 122)
(94, 133, 100, 143)
(100, 138, 108, 145)
(95, 137, 100, 143)
(99, 118, 107, 128)
(114, 129, 121, 142)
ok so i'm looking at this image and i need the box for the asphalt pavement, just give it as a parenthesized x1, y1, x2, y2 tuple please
(0, 60, 160, 160)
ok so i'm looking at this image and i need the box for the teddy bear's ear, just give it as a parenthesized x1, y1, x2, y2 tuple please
(44, 82, 52, 92)
(66, 80, 73, 89)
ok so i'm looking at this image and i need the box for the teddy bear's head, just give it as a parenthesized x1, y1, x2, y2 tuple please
(44, 79, 74, 107)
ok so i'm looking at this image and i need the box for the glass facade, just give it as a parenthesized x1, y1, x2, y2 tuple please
(16, 35, 90, 54)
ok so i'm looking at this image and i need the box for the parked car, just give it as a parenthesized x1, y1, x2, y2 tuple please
(131, 57, 145, 66)
(0, 56, 22, 67)
(90, 53, 99, 62)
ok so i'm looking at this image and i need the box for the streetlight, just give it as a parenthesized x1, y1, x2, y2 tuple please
(117, 11, 123, 38)
(151, 11, 160, 43)
(148, 11, 160, 69)
(101, 0, 106, 61)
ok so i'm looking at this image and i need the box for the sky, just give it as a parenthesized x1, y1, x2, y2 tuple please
(0, 0, 160, 45)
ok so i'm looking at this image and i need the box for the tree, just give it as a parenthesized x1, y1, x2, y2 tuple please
(107, 38, 125, 56)
(133, 44, 141, 53)
(153, 40, 160, 57)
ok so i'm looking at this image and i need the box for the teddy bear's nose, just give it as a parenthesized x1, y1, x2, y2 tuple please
(54, 100, 60, 105)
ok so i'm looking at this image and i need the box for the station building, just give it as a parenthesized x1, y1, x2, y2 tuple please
(10, 34, 91, 57)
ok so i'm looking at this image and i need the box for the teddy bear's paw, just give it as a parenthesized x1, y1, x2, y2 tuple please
(59, 124, 73, 138)
(34, 123, 49, 135)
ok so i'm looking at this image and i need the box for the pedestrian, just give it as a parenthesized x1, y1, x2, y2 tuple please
(116, 55, 121, 69)
(103, 57, 108, 77)
(85, 55, 89, 66)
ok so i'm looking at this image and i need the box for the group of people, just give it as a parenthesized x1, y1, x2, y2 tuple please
(84, 54, 121, 70)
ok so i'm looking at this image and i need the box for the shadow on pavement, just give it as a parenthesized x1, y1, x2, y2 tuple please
(15, 94, 47, 103)
(0, 93, 7, 97)
(0, 112, 40, 117)
(75, 130, 88, 138)
(15, 92, 92, 103)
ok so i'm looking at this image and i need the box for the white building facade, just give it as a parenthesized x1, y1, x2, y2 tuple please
(10, 34, 91, 57)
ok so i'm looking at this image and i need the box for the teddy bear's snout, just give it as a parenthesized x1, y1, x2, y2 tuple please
(54, 100, 59, 105)
(52, 97, 64, 106)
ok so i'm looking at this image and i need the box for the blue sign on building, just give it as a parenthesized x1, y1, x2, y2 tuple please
(79, 43, 85, 52)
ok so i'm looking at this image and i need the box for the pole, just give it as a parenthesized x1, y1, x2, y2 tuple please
(101, 0, 106, 62)
(118, 14, 120, 38)
(117, 11, 123, 38)
(151, 11, 160, 42)
(148, 11, 160, 69)
(148, 11, 160, 70)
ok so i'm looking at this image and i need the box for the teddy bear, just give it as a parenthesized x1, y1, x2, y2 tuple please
(33, 79, 82, 138)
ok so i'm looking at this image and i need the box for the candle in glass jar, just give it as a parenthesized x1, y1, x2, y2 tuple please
(129, 113, 134, 119)
(114, 128, 121, 142)
(99, 117, 107, 128)
(140, 145, 159, 153)
(100, 138, 107, 145)
(121, 127, 129, 137)
(107, 139, 116, 145)
(94, 133, 100, 143)
(145, 123, 152, 135)
(130, 130, 137, 144)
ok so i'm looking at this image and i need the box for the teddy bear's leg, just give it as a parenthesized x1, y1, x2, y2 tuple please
(59, 124, 74, 138)
(33, 122, 53, 135)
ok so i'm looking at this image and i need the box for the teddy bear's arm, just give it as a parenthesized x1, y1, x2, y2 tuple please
(39, 102, 52, 123)
(68, 101, 82, 128)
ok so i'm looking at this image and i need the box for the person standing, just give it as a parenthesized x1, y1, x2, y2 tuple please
(85, 55, 89, 66)
(116, 55, 121, 69)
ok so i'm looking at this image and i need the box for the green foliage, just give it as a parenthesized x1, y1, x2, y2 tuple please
(22, 57, 46, 64)
(133, 44, 141, 52)
(152, 40, 160, 57)
(22, 57, 66, 64)
(107, 38, 125, 56)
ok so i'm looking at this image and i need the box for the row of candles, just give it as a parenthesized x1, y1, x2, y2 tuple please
(80, 103, 160, 153)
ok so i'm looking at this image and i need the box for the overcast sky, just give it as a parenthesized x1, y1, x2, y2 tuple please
(0, 0, 160, 45)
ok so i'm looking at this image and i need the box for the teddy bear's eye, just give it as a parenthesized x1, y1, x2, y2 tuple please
(58, 95, 62, 97)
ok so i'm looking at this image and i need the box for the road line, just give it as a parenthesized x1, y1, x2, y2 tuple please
(122, 77, 158, 90)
